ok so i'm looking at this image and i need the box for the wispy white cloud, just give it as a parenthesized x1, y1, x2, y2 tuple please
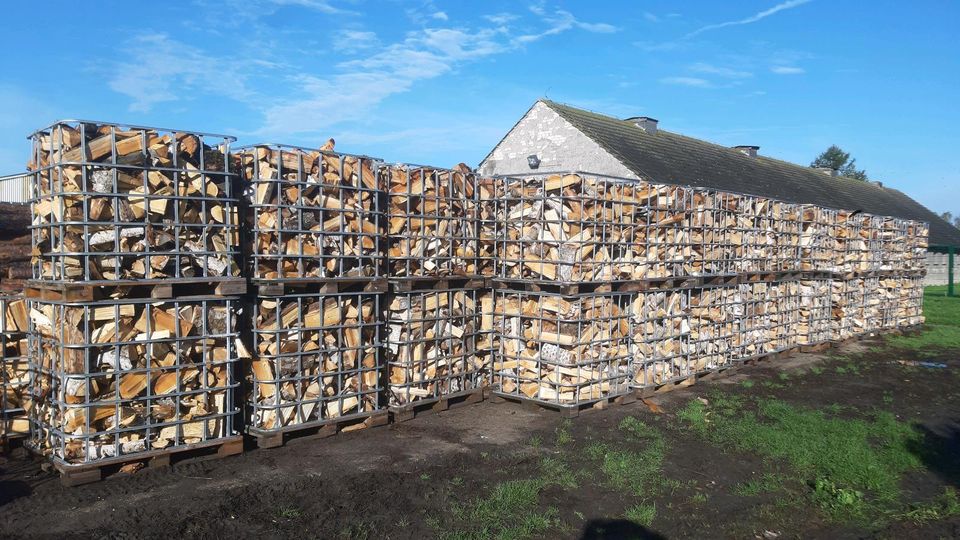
(659, 76, 712, 88)
(515, 9, 618, 43)
(643, 12, 659, 23)
(484, 12, 519, 25)
(684, 0, 812, 39)
(332, 29, 378, 52)
(268, 0, 349, 14)
(432, 11, 449, 21)
(771, 65, 805, 74)
(689, 62, 753, 79)
(108, 33, 252, 113)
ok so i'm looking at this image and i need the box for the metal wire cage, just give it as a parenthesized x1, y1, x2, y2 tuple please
(764, 280, 803, 351)
(237, 144, 385, 282)
(1, 295, 29, 444)
(629, 288, 691, 387)
(28, 296, 240, 465)
(687, 285, 744, 375)
(249, 290, 382, 433)
(385, 288, 490, 407)
(384, 163, 482, 278)
(797, 279, 833, 345)
(797, 205, 839, 273)
(896, 276, 925, 327)
(491, 289, 633, 407)
(494, 173, 698, 283)
(28, 120, 240, 284)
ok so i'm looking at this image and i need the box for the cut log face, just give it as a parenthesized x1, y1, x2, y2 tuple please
(630, 288, 691, 386)
(831, 275, 924, 340)
(28, 297, 239, 464)
(386, 288, 490, 406)
(29, 121, 240, 283)
(491, 289, 632, 405)
(687, 286, 745, 375)
(1, 295, 29, 442)
(385, 164, 481, 278)
(249, 290, 381, 431)
(239, 144, 384, 281)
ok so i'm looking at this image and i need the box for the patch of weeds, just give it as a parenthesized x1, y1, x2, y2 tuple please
(528, 435, 542, 449)
(574, 511, 585, 521)
(480, 452, 489, 460)
(894, 488, 960, 524)
(825, 403, 844, 415)
(624, 503, 656, 526)
(762, 381, 786, 389)
(809, 366, 824, 375)
(678, 392, 924, 522)
(397, 517, 410, 529)
(540, 456, 578, 489)
(277, 506, 302, 519)
(690, 492, 708, 504)
(592, 418, 668, 497)
(835, 365, 848, 375)
(740, 380, 755, 389)
(735, 473, 783, 497)
(441, 479, 560, 540)
(555, 419, 573, 447)
(882, 392, 894, 405)
(420, 473, 431, 481)
(451, 476, 464, 487)
(778, 372, 790, 382)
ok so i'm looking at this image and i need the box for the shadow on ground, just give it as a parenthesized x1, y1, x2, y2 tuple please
(911, 420, 960, 489)
(580, 519, 668, 540)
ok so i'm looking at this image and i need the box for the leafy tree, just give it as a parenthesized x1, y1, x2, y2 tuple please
(940, 212, 960, 229)
(810, 145, 868, 181)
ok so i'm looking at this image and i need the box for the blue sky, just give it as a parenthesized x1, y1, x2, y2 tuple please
(1, 0, 958, 214)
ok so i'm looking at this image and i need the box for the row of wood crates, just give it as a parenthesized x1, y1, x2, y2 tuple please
(2, 120, 928, 485)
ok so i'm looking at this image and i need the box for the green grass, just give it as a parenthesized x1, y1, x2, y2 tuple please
(441, 479, 559, 540)
(624, 503, 657, 526)
(277, 506, 302, 519)
(678, 393, 923, 521)
(888, 286, 960, 350)
(735, 473, 785, 497)
(894, 488, 960, 524)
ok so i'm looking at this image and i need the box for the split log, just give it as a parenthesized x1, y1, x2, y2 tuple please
(249, 291, 381, 431)
(386, 288, 490, 406)
(796, 279, 832, 345)
(630, 289, 690, 386)
(29, 121, 239, 282)
(238, 143, 383, 281)
(686, 286, 744, 375)
(491, 290, 632, 405)
(385, 164, 481, 277)
(28, 297, 240, 463)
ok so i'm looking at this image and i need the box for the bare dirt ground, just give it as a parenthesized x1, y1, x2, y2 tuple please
(2, 337, 959, 539)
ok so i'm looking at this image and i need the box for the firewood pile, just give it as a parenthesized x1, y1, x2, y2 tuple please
(248, 290, 381, 432)
(28, 297, 241, 464)
(386, 288, 491, 407)
(0, 203, 32, 292)
(830, 276, 925, 340)
(28, 121, 241, 284)
(1, 296, 29, 445)
(491, 289, 633, 406)
(384, 164, 482, 278)
(238, 143, 383, 282)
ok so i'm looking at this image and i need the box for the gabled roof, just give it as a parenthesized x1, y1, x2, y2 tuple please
(540, 99, 960, 247)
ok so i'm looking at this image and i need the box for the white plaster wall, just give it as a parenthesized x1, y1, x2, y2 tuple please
(479, 101, 636, 179)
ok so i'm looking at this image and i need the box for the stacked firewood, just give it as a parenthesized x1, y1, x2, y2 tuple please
(249, 291, 381, 431)
(238, 143, 383, 281)
(491, 289, 632, 405)
(29, 121, 240, 283)
(385, 288, 491, 407)
(797, 279, 833, 344)
(384, 164, 481, 278)
(29, 297, 240, 464)
(797, 206, 838, 273)
(1, 296, 29, 444)
(630, 288, 690, 387)
(687, 286, 744, 374)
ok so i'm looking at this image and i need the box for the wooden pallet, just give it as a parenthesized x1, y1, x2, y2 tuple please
(43, 436, 243, 487)
(490, 278, 642, 295)
(253, 278, 387, 296)
(26, 278, 247, 301)
(489, 391, 636, 418)
(249, 410, 388, 449)
(389, 276, 489, 292)
(389, 386, 485, 423)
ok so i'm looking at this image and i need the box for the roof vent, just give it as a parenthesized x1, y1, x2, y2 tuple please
(626, 116, 658, 135)
(733, 145, 760, 158)
(815, 167, 838, 177)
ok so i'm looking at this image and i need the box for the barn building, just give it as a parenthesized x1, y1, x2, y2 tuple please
(479, 100, 960, 288)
